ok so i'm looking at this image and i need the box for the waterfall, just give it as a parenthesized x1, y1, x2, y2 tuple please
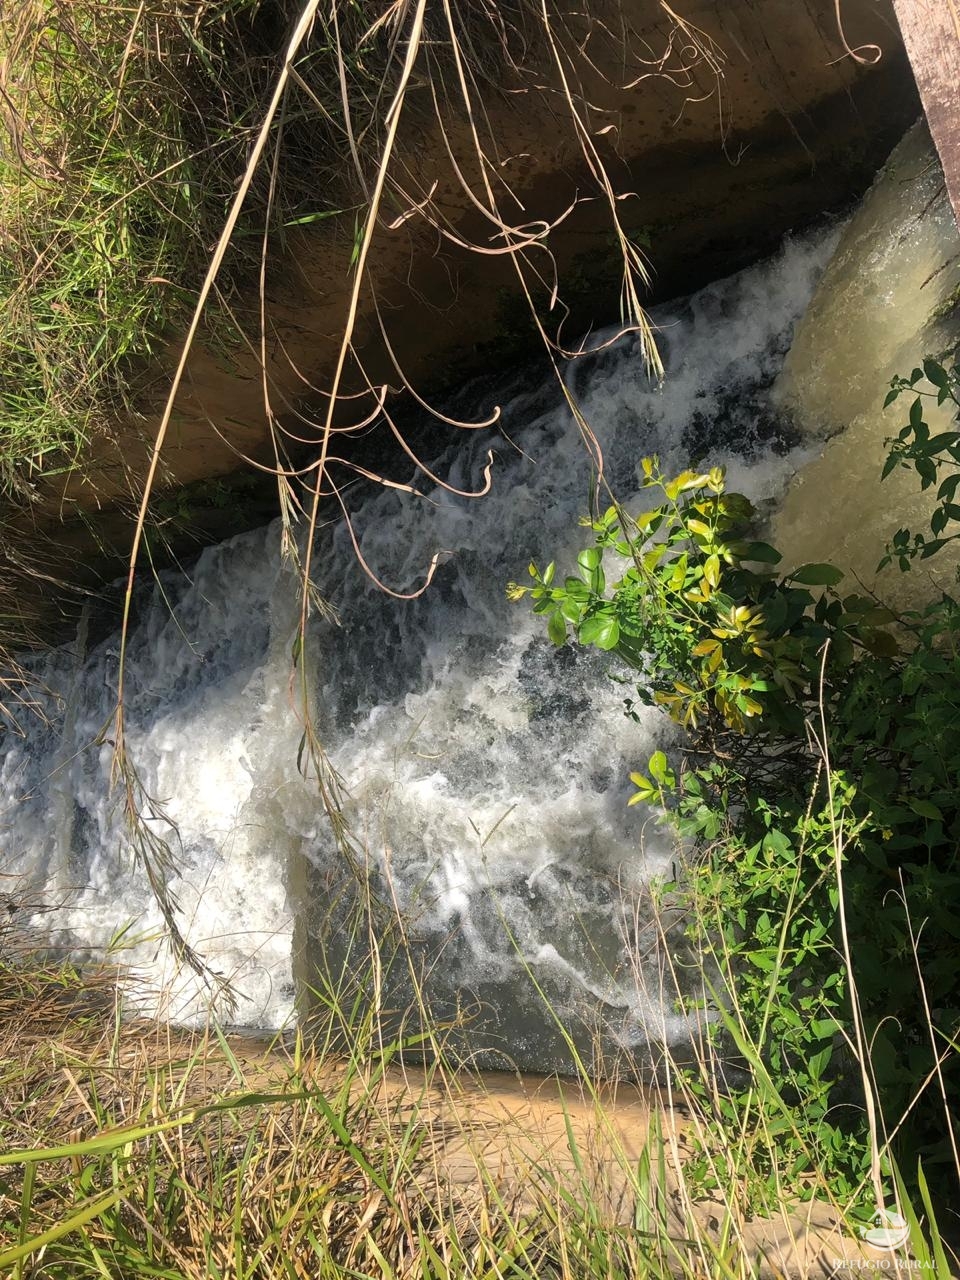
(0, 223, 839, 1066)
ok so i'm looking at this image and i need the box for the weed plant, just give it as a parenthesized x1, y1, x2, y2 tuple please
(5, 4, 957, 1268)
(514, 354, 960, 1225)
(1, 857, 956, 1278)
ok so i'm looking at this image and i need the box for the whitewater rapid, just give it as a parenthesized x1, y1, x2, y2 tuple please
(0, 225, 837, 1064)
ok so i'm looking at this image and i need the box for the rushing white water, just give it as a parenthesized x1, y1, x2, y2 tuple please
(0, 224, 838, 1061)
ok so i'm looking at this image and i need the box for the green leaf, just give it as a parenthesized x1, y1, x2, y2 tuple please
(547, 611, 567, 646)
(739, 541, 782, 564)
(808, 1044, 833, 1080)
(667, 551, 689, 590)
(859, 629, 899, 658)
(923, 432, 958, 452)
(857, 606, 896, 626)
(760, 593, 788, 632)
(628, 772, 656, 804)
(923, 357, 949, 389)
(559, 597, 585, 624)
(831, 633, 855, 668)
(577, 546, 605, 591)
(648, 750, 669, 783)
(692, 638, 720, 657)
(563, 577, 590, 600)
(910, 798, 942, 820)
(919, 537, 948, 558)
(789, 563, 844, 586)
(916, 1159, 953, 1279)
(579, 613, 620, 649)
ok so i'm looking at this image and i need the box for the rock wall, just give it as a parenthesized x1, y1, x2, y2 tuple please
(771, 120, 960, 606)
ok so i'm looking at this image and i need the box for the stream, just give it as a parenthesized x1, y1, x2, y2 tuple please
(0, 223, 839, 1070)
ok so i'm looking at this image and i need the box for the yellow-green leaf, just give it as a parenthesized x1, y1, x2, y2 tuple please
(648, 750, 668, 782)
(692, 639, 719, 657)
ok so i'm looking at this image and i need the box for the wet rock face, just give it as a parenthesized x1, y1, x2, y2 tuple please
(5, 0, 918, 622)
(772, 121, 960, 608)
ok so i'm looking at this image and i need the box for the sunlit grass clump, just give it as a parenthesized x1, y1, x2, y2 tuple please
(1, 907, 956, 1279)
(0, 951, 675, 1279)
(0, 2, 284, 493)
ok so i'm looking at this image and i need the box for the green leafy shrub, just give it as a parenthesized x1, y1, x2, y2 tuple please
(511, 358, 960, 1213)
(508, 458, 897, 743)
(881, 355, 960, 568)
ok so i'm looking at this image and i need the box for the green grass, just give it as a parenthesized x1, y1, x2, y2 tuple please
(0, 955, 675, 1280)
(2, 829, 957, 1280)
(2, 8, 956, 1273)
(0, 1, 294, 495)
(0, 0, 667, 503)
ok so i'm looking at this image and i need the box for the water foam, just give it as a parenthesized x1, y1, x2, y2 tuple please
(0, 225, 839, 1056)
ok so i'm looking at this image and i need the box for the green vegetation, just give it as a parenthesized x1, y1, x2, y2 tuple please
(2, 904, 954, 1275)
(0, 0, 370, 497)
(5, 370, 960, 1273)
(0, 6, 948, 1274)
(0, 950, 834, 1278)
(514, 356, 960, 1221)
(3, 3, 227, 487)
(1, 0, 678, 508)
(3, 3, 958, 1266)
